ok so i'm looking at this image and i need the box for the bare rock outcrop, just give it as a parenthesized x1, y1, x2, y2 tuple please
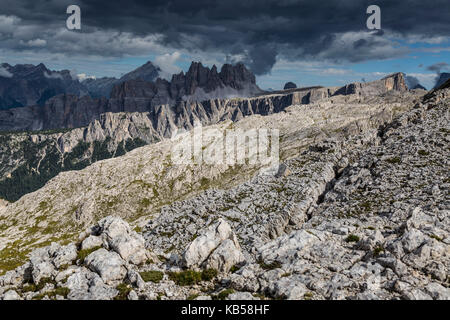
(182, 219, 245, 272)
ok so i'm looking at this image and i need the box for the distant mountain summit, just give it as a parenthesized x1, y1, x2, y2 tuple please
(0, 60, 260, 109)
(120, 61, 161, 83)
(111, 61, 262, 102)
(81, 77, 118, 99)
(434, 73, 450, 89)
(0, 63, 88, 110)
(167, 61, 261, 102)
(83, 61, 162, 98)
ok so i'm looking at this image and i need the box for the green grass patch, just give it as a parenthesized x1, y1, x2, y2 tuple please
(0, 244, 31, 275)
(430, 234, 443, 242)
(258, 260, 282, 270)
(304, 292, 314, 300)
(230, 265, 240, 273)
(386, 157, 401, 164)
(215, 289, 234, 300)
(23, 277, 57, 293)
(168, 270, 202, 286)
(373, 246, 385, 256)
(187, 293, 200, 300)
(140, 271, 164, 283)
(114, 283, 132, 300)
(201, 269, 218, 281)
(345, 234, 360, 243)
(76, 246, 102, 263)
(168, 269, 217, 286)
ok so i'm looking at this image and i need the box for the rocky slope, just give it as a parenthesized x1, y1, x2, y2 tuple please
(1, 72, 447, 300)
(0, 73, 411, 202)
(0, 112, 160, 201)
(0, 63, 88, 110)
(0, 76, 421, 276)
(0, 85, 448, 300)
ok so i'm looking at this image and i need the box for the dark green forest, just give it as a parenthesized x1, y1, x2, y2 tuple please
(0, 137, 147, 202)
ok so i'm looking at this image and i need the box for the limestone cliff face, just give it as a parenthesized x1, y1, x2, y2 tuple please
(0, 199, 8, 209)
(332, 73, 407, 96)
(0, 72, 408, 133)
(382, 72, 408, 91)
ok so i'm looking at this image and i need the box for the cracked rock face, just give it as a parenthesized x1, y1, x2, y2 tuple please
(0, 82, 448, 300)
(96, 216, 149, 265)
(183, 219, 235, 268)
(84, 249, 127, 285)
(181, 219, 245, 272)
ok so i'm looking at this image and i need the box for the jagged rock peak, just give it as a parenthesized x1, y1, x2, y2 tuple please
(219, 62, 256, 85)
(381, 72, 408, 91)
(110, 61, 261, 103)
(83, 61, 162, 98)
(438, 78, 450, 90)
(176, 61, 258, 94)
(119, 61, 161, 83)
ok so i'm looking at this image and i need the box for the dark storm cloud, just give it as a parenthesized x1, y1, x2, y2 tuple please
(426, 62, 450, 87)
(0, 0, 449, 75)
(426, 62, 449, 74)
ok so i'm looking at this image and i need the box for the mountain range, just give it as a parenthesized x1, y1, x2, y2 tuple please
(0, 61, 262, 113)
(83, 61, 162, 98)
(0, 63, 87, 110)
(0, 72, 409, 203)
(0, 73, 448, 301)
(3, 58, 444, 116)
(0, 57, 448, 302)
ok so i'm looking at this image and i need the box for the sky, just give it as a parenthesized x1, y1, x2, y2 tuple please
(0, 0, 449, 90)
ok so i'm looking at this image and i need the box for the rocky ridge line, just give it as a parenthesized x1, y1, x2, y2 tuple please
(0, 72, 406, 132)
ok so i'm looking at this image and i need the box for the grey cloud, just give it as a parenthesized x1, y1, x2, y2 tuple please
(0, 0, 449, 75)
(0, 66, 13, 78)
(44, 71, 63, 79)
(426, 62, 449, 74)
(247, 45, 278, 76)
(353, 39, 367, 49)
(426, 62, 450, 85)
